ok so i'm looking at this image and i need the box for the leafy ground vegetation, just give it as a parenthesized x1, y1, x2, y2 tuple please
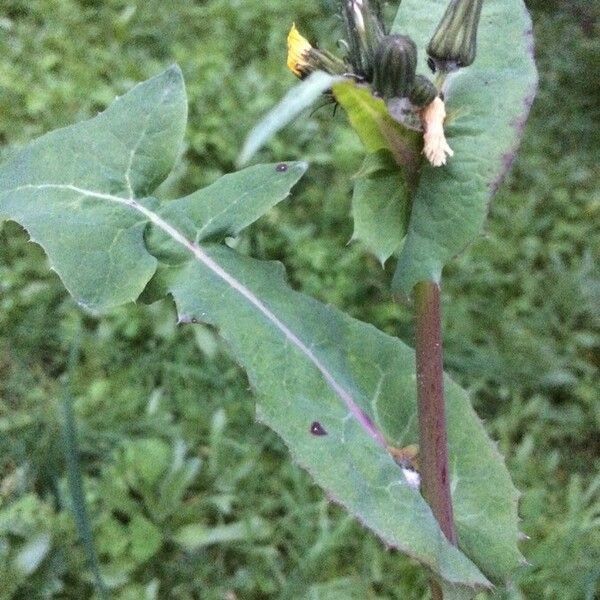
(0, 0, 598, 598)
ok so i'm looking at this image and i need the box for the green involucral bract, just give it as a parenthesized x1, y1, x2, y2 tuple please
(341, 0, 386, 80)
(427, 0, 483, 72)
(409, 74, 439, 108)
(372, 34, 418, 100)
(0, 66, 524, 593)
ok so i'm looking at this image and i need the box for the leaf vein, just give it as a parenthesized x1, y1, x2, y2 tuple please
(6, 182, 387, 448)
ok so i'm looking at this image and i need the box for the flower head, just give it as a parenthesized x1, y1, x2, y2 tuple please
(372, 35, 417, 100)
(341, 0, 385, 80)
(287, 24, 313, 78)
(287, 23, 347, 80)
(427, 0, 483, 73)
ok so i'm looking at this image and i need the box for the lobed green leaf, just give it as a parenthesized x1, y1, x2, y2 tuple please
(145, 161, 308, 264)
(158, 246, 492, 591)
(351, 149, 411, 264)
(0, 66, 187, 311)
(0, 67, 524, 592)
(0, 67, 306, 311)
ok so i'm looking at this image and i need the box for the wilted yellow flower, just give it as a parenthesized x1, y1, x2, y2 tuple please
(287, 24, 313, 78)
(286, 23, 348, 80)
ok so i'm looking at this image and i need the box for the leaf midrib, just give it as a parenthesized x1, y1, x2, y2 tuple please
(5, 182, 387, 448)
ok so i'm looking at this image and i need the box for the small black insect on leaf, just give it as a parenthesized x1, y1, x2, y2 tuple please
(275, 163, 288, 172)
(310, 421, 327, 436)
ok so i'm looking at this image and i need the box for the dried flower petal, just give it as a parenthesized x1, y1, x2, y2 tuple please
(420, 97, 454, 167)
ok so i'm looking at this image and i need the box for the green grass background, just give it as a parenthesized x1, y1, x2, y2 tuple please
(0, 0, 598, 598)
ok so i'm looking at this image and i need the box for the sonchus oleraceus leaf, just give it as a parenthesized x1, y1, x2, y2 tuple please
(0, 66, 522, 593)
(0, 66, 187, 311)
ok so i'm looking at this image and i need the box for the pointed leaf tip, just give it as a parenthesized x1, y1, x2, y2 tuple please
(144, 161, 308, 265)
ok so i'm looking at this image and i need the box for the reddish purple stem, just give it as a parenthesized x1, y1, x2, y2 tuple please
(414, 281, 457, 598)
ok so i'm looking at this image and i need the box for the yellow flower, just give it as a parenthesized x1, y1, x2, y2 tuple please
(287, 23, 313, 78)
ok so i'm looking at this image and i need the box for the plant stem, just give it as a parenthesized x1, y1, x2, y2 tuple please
(414, 280, 456, 598)
(430, 581, 444, 600)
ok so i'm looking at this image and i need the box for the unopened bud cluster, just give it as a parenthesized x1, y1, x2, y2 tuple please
(340, 1, 442, 109)
(285, 0, 484, 165)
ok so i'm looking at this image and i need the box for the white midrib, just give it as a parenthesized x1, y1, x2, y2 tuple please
(13, 183, 387, 447)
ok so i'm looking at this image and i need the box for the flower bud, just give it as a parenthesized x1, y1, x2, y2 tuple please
(341, 0, 385, 80)
(287, 24, 347, 79)
(408, 75, 438, 108)
(426, 0, 483, 73)
(372, 35, 417, 100)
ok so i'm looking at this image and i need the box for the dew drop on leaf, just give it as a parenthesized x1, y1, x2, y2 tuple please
(275, 163, 288, 172)
(310, 421, 327, 436)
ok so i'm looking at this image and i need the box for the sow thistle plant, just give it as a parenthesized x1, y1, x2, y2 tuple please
(0, 0, 537, 597)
